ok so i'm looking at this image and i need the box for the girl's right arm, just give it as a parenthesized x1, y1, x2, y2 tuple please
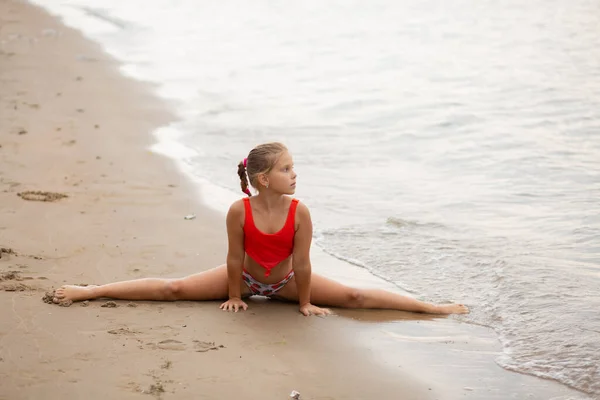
(220, 200, 247, 312)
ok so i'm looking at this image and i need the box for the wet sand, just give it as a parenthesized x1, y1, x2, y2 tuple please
(0, 1, 589, 399)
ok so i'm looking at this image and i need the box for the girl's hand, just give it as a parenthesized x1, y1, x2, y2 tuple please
(299, 303, 331, 316)
(220, 298, 248, 312)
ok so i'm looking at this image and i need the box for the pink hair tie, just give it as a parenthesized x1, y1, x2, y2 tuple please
(242, 158, 250, 196)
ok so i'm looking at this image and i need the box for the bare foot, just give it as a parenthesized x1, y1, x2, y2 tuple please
(432, 304, 469, 315)
(54, 285, 98, 303)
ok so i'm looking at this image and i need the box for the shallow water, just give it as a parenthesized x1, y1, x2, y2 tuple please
(32, 0, 600, 396)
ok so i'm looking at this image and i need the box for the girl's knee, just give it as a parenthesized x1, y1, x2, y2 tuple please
(163, 279, 184, 300)
(347, 289, 365, 308)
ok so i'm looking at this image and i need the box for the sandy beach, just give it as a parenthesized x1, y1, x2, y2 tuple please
(0, 1, 590, 399)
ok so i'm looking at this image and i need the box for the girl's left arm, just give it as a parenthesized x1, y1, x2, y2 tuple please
(292, 202, 313, 307)
(292, 202, 330, 316)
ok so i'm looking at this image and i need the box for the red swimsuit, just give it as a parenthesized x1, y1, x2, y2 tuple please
(243, 197, 299, 277)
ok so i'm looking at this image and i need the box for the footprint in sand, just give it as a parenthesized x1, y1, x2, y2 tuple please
(0, 271, 36, 292)
(193, 340, 225, 353)
(155, 340, 186, 351)
(17, 191, 68, 202)
(0, 271, 22, 281)
(144, 339, 224, 352)
(107, 327, 141, 335)
(0, 248, 17, 260)
(2, 283, 32, 292)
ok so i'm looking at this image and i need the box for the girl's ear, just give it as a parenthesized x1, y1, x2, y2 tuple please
(257, 173, 269, 188)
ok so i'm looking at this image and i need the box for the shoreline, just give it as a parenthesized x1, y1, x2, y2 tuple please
(0, 1, 590, 399)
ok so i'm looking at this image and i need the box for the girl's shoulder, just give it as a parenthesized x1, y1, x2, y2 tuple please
(227, 198, 246, 217)
(294, 199, 311, 220)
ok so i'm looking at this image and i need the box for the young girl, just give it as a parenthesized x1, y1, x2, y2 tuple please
(54, 142, 468, 316)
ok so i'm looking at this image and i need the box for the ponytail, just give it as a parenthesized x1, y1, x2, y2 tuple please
(237, 158, 252, 197)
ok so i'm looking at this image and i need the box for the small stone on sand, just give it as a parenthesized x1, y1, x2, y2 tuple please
(101, 301, 118, 308)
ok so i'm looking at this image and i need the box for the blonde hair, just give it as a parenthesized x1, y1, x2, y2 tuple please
(237, 142, 288, 196)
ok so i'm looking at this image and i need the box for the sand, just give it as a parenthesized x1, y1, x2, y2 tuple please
(0, 1, 590, 399)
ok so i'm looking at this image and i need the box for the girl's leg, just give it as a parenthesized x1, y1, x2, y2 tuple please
(53, 264, 250, 303)
(275, 273, 468, 314)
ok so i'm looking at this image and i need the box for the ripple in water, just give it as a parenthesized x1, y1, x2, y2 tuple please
(319, 219, 600, 396)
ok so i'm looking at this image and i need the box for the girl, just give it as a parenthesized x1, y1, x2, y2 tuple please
(54, 142, 469, 316)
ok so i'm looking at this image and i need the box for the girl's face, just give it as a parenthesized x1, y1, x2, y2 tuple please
(264, 151, 297, 195)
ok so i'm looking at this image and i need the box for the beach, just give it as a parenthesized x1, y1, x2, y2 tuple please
(0, 1, 592, 399)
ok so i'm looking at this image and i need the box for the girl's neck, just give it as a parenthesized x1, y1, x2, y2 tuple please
(253, 191, 286, 212)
